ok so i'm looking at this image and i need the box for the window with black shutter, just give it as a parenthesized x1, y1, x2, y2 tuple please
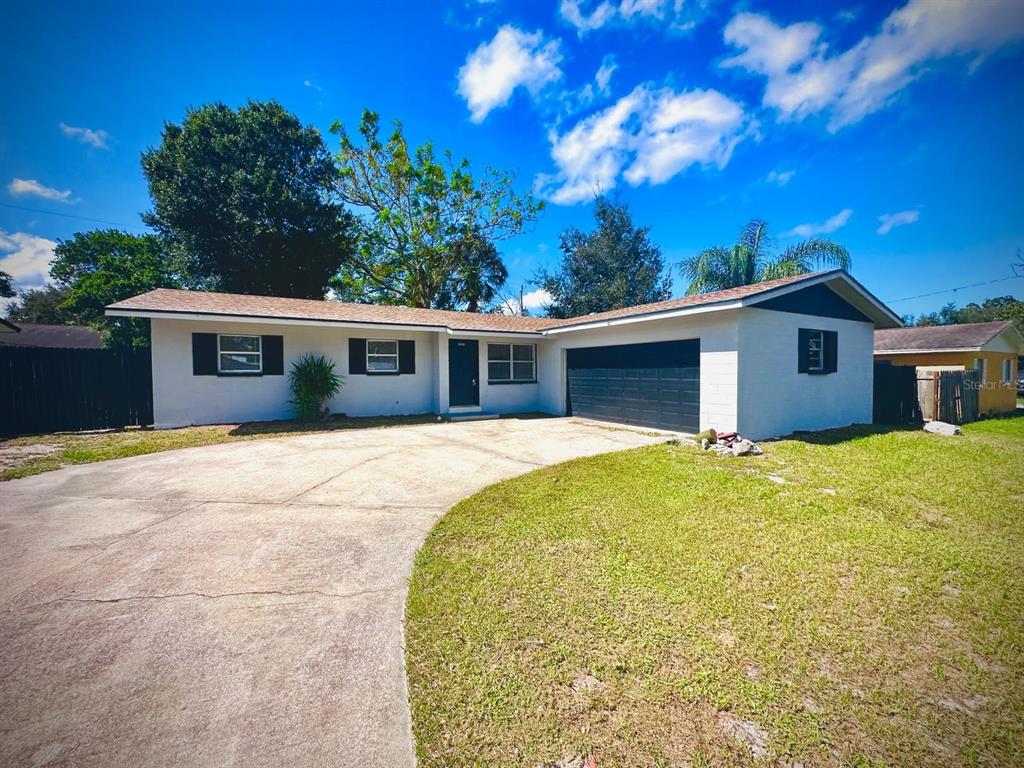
(798, 329, 838, 375)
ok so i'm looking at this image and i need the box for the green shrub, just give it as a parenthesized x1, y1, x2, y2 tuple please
(288, 354, 342, 422)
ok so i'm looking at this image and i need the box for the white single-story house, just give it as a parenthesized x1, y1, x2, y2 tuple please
(106, 269, 902, 439)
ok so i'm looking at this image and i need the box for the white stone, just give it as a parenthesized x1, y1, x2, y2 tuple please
(924, 421, 962, 436)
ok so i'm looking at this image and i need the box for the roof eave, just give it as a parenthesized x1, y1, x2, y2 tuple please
(105, 307, 545, 337)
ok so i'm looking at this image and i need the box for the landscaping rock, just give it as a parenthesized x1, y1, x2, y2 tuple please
(924, 421, 962, 436)
(694, 428, 718, 444)
(731, 438, 763, 456)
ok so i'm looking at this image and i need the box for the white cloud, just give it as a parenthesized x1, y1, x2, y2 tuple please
(303, 79, 323, 92)
(876, 209, 919, 234)
(765, 168, 795, 186)
(722, 0, 1024, 130)
(7, 178, 75, 204)
(59, 122, 110, 150)
(537, 84, 750, 205)
(567, 55, 619, 112)
(457, 25, 563, 122)
(521, 288, 553, 310)
(0, 230, 57, 299)
(560, 0, 702, 35)
(594, 57, 617, 95)
(783, 208, 853, 237)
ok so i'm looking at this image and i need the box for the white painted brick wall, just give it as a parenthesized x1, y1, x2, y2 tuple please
(736, 308, 874, 439)
(150, 319, 438, 427)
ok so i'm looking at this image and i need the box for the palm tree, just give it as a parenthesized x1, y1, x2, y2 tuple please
(680, 219, 851, 294)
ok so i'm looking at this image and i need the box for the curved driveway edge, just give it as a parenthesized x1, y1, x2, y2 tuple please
(0, 417, 664, 768)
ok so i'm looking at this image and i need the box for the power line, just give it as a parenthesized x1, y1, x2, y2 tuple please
(886, 274, 1024, 303)
(0, 202, 149, 231)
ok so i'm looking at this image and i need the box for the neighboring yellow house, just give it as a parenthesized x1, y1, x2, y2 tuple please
(875, 321, 1023, 416)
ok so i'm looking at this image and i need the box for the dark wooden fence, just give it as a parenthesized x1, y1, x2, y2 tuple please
(873, 361, 922, 425)
(0, 347, 153, 436)
(916, 369, 980, 424)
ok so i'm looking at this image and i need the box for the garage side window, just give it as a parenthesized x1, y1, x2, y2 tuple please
(219, 334, 262, 374)
(1003, 358, 1012, 385)
(487, 343, 536, 383)
(798, 329, 838, 375)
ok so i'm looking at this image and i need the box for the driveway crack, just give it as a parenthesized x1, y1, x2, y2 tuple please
(14, 585, 401, 611)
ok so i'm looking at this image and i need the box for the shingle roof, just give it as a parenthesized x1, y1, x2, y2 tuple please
(874, 321, 1018, 352)
(540, 272, 833, 328)
(0, 323, 103, 348)
(107, 272, 835, 333)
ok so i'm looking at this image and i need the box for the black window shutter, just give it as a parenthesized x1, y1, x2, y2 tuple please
(262, 335, 284, 375)
(824, 330, 838, 373)
(797, 328, 811, 373)
(399, 340, 415, 374)
(192, 333, 217, 375)
(349, 338, 367, 374)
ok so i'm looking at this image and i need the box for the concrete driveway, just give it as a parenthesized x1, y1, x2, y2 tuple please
(0, 417, 663, 768)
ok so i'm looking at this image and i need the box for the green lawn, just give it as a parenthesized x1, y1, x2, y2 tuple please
(405, 415, 1024, 767)
(0, 414, 436, 481)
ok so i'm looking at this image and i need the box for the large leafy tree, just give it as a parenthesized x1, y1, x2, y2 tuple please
(331, 110, 542, 309)
(534, 195, 671, 319)
(681, 219, 851, 294)
(50, 229, 180, 347)
(0, 270, 13, 298)
(5, 285, 77, 325)
(142, 100, 354, 298)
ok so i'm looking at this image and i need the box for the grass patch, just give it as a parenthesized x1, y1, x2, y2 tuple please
(0, 414, 437, 480)
(406, 415, 1024, 767)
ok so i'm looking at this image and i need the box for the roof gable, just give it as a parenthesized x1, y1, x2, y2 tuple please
(749, 282, 873, 323)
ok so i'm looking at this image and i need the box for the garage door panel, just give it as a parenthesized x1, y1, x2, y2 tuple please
(567, 340, 700, 432)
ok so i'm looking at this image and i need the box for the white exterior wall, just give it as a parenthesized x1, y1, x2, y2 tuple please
(537, 310, 741, 433)
(150, 318, 438, 427)
(437, 335, 543, 415)
(736, 308, 874, 439)
(148, 307, 875, 437)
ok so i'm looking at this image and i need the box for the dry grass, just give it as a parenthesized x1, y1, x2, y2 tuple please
(0, 414, 437, 480)
(405, 414, 1024, 767)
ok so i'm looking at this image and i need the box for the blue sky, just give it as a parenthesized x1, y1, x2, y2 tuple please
(2, 0, 1023, 317)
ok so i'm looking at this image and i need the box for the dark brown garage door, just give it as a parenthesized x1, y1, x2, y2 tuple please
(566, 339, 700, 432)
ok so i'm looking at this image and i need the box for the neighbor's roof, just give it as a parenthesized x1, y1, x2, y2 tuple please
(107, 270, 901, 333)
(874, 320, 1022, 353)
(0, 322, 103, 348)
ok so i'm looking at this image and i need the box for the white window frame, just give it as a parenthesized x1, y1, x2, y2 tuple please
(1002, 358, 1012, 385)
(366, 339, 399, 374)
(806, 330, 824, 372)
(217, 334, 262, 374)
(487, 343, 536, 383)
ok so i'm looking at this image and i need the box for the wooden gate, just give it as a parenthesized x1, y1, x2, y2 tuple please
(873, 361, 922, 424)
(0, 347, 153, 435)
(916, 369, 980, 424)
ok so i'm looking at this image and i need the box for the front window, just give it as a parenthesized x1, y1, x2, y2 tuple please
(974, 358, 985, 379)
(1003, 358, 1012, 385)
(367, 339, 399, 373)
(806, 330, 824, 372)
(218, 334, 261, 374)
(487, 343, 536, 383)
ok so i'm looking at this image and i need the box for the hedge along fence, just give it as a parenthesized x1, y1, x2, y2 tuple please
(0, 346, 153, 436)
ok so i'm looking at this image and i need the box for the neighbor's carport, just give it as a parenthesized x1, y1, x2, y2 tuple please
(566, 339, 700, 432)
